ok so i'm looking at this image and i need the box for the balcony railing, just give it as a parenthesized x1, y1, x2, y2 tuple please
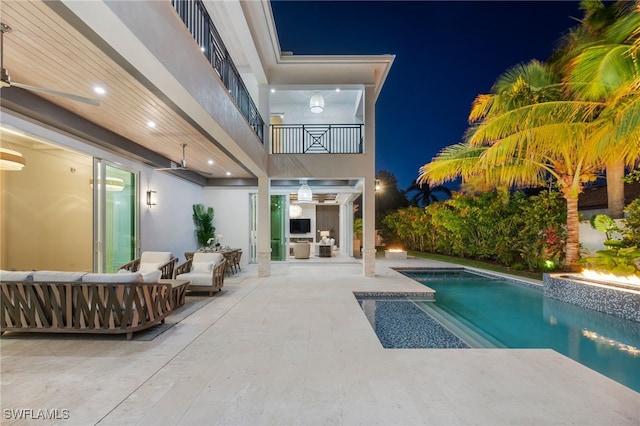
(170, 0, 265, 144)
(271, 124, 364, 154)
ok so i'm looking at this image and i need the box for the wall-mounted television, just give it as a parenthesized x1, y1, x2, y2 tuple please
(290, 218, 311, 234)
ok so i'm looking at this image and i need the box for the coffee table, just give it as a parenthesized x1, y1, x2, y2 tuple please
(159, 279, 190, 309)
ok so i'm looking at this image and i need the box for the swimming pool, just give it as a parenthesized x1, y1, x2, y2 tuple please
(356, 268, 640, 393)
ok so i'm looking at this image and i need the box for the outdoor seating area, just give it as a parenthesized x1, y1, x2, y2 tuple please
(118, 251, 178, 279)
(0, 270, 174, 340)
(175, 252, 226, 296)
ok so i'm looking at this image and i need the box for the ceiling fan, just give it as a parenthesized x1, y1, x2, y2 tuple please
(155, 143, 212, 176)
(0, 23, 100, 106)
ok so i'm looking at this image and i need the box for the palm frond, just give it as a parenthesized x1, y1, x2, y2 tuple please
(568, 44, 637, 100)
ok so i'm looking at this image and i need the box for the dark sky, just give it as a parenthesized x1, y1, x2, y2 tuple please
(270, 0, 585, 190)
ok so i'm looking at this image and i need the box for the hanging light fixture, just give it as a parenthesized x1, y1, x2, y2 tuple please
(289, 204, 302, 218)
(0, 147, 26, 171)
(309, 92, 324, 113)
(298, 181, 313, 202)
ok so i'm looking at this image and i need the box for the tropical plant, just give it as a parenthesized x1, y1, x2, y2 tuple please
(419, 59, 603, 269)
(563, 1, 640, 218)
(192, 204, 215, 247)
(405, 181, 452, 207)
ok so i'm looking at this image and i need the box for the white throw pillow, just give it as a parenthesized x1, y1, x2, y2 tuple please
(141, 270, 161, 283)
(192, 262, 214, 274)
(139, 262, 162, 273)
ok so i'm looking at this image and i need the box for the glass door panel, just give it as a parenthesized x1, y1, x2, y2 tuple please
(270, 195, 285, 261)
(93, 159, 138, 272)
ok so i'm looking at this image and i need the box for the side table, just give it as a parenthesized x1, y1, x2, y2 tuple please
(318, 245, 332, 257)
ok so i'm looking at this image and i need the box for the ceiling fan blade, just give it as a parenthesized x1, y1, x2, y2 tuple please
(11, 81, 100, 106)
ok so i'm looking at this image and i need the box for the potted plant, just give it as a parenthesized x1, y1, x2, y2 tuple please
(192, 204, 215, 248)
(353, 218, 363, 258)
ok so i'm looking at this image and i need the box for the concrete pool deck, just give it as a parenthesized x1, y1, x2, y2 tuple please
(1, 256, 638, 425)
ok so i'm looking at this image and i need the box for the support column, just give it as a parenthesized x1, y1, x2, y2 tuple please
(362, 177, 376, 276)
(257, 176, 270, 277)
(362, 85, 376, 276)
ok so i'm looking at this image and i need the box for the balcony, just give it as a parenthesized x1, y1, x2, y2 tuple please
(270, 124, 364, 154)
(170, 0, 265, 143)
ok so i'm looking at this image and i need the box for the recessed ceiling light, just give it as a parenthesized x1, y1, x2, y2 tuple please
(147, 121, 156, 128)
(94, 86, 106, 95)
(270, 88, 276, 93)
(226, 171, 231, 176)
(200, 46, 205, 52)
(335, 88, 340, 92)
(208, 160, 214, 165)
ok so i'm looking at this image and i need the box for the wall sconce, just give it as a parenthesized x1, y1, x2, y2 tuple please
(375, 179, 382, 192)
(146, 190, 157, 207)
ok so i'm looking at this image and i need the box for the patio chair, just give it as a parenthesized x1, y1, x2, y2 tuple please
(174, 252, 226, 296)
(118, 251, 177, 279)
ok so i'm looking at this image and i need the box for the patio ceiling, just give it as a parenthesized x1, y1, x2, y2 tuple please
(0, 0, 253, 180)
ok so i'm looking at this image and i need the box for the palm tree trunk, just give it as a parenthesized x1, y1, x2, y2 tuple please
(565, 195, 581, 270)
(606, 159, 625, 219)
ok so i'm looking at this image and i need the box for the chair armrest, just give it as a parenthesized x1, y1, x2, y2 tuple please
(213, 259, 226, 290)
(118, 257, 141, 272)
(174, 259, 193, 278)
(159, 257, 178, 279)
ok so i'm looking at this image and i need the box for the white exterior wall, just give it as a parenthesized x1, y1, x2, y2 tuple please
(201, 187, 253, 268)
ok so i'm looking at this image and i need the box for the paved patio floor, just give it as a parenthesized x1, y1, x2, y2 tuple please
(1, 256, 639, 425)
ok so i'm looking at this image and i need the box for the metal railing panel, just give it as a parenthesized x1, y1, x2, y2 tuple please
(170, 0, 264, 144)
(270, 124, 364, 154)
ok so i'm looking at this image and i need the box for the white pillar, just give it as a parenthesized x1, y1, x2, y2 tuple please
(362, 85, 376, 276)
(257, 176, 270, 277)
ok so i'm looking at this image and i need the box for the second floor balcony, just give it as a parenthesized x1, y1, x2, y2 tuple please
(271, 124, 364, 154)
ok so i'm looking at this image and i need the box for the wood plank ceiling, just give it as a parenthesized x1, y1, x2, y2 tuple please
(1, 0, 253, 179)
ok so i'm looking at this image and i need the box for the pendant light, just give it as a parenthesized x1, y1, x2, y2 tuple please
(309, 92, 324, 113)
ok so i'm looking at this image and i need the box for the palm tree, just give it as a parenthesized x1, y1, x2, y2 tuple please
(561, 0, 640, 218)
(420, 60, 604, 269)
(405, 181, 452, 207)
(564, 1, 640, 217)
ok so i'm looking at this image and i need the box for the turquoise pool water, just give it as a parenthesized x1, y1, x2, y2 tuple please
(384, 268, 640, 392)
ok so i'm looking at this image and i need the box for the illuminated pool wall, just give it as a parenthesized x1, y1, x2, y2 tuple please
(543, 273, 640, 323)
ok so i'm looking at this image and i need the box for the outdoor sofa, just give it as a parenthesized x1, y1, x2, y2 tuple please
(0, 270, 172, 340)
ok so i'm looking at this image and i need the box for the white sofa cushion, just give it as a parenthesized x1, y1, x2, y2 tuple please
(175, 272, 213, 287)
(33, 271, 87, 282)
(192, 262, 213, 274)
(192, 252, 224, 265)
(140, 252, 172, 264)
(141, 270, 161, 283)
(82, 272, 143, 283)
(1, 270, 34, 281)
(138, 262, 162, 273)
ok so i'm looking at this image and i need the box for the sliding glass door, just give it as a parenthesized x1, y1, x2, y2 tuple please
(93, 159, 138, 272)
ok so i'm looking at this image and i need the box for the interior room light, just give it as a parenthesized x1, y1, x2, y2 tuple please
(89, 177, 125, 192)
(289, 204, 302, 218)
(320, 230, 331, 238)
(147, 121, 156, 128)
(93, 86, 106, 95)
(298, 181, 313, 202)
(309, 92, 324, 113)
(146, 190, 157, 207)
(0, 147, 26, 171)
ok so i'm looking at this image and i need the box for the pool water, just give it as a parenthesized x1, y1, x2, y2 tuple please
(357, 268, 640, 393)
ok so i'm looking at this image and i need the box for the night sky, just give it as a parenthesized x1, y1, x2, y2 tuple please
(270, 0, 585, 191)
